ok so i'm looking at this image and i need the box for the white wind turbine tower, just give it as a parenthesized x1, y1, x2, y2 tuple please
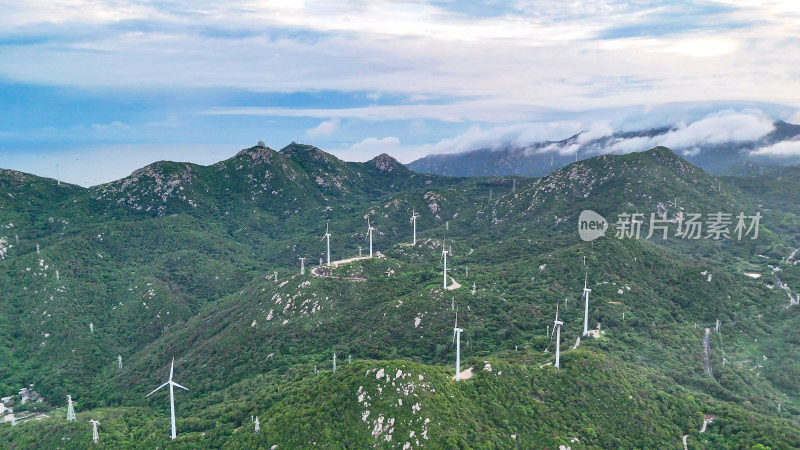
(441, 240, 449, 290)
(89, 419, 100, 443)
(147, 358, 189, 441)
(582, 272, 591, 336)
(333, 353, 337, 372)
(118, 355, 122, 371)
(66, 395, 76, 421)
(367, 217, 375, 258)
(274, 271, 278, 283)
(411, 208, 419, 245)
(254, 416, 260, 434)
(300, 257, 306, 275)
(320, 222, 331, 266)
(471, 282, 476, 295)
(554, 304, 564, 369)
(358, 246, 363, 257)
(453, 307, 464, 381)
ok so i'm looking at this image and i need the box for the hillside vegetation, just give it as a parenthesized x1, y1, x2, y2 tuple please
(1, 144, 799, 448)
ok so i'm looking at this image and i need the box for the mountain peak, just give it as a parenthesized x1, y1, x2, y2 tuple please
(368, 153, 404, 173)
(234, 145, 277, 165)
(280, 142, 337, 164)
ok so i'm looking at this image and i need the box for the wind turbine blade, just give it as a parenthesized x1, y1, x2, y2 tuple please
(453, 330, 456, 344)
(170, 358, 174, 381)
(320, 235, 326, 242)
(171, 381, 189, 391)
(146, 382, 169, 397)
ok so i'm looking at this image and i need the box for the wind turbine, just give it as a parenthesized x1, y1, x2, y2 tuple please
(146, 358, 189, 441)
(453, 307, 463, 381)
(300, 257, 306, 275)
(441, 241, 449, 290)
(333, 353, 337, 372)
(274, 271, 278, 283)
(89, 419, 100, 443)
(367, 217, 375, 258)
(411, 209, 419, 245)
(66, 395, 76, 421)
(254, 416, 260, 434)
(582, 272, 591, 336)
(471, 282, 476, 295)
(90, 322, 94, 334)
(118, 355, 122, 371)
(554, 304, 564, 369)
(320, 222, 331, 266)
(358, 246, 363, 257)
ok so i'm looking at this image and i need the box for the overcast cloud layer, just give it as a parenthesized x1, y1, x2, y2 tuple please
(1, 1, 800, 185)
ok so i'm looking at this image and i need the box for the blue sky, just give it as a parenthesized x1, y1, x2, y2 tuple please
(1, 0, 799, 186)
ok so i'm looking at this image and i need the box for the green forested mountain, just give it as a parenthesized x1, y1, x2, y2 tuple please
(1, 145, 798, 448)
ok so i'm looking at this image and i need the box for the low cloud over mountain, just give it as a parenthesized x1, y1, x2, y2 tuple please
(408, 110, 800, 176)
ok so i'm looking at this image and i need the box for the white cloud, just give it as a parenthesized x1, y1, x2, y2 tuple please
(408, 109, 779, 159)
(667, 39, 738, 58)
(346, 136, 401, 156)
(789, 111, 800, 125)
(577, 122, 613, 144)
(750, 140, 800, 158)
(656, 110, 774, 148)
(89, 121, 129, 132)
(593, 110, 775, 155)
(305, 118, 339, 137)
(2, 0, 800, 115)
(205, 102, 554, 123)
(413, 121, 584, 156)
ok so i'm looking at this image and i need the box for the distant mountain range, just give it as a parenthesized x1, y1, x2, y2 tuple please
(408, 120, 800, 177)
